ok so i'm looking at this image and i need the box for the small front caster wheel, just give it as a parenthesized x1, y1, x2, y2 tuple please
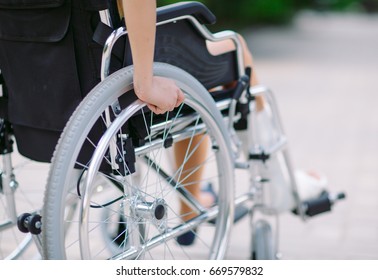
(17, 213, 32, 233)
(28, 214, 42, 235)
(17, 213, 42, 235)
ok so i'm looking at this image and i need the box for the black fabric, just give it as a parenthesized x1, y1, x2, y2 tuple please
(0, 0, 70, 42)
(93, 19, 237, 91)
(0, 0, 235, 163)
(0, 72, 8, 119)
(83, 0, 107, 11)
(154, 20, 237, 90)
(12, 124, 62, 162)
(0, 0, 64, 9)
(0, 0, 108, 162)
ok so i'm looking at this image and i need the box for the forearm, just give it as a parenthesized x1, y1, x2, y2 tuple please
(122, 0, 156, 98)
(120, 0, 184, 114)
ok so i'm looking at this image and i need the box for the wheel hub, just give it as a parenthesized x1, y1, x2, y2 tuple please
(132, 198, 167, 227)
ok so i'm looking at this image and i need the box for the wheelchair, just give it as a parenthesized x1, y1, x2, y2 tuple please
(1, 1, 345, 260)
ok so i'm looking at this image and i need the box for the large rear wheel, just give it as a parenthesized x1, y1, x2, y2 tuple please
(42, 63, 235, 260)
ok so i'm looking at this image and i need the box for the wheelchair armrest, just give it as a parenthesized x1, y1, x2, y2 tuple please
(157, 1, 216, 25)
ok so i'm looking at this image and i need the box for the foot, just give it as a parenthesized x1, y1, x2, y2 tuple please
(176, 230, 197, 246)
(295, 169, 328, 202)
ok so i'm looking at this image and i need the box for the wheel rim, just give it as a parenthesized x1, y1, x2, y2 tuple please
(77, 100, 232, 259)
(44, 64, 234, 260)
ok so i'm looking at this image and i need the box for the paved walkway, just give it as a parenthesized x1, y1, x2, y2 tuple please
(234, 11, 378, 259)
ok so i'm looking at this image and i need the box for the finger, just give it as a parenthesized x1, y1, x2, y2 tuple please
(175, 89, 185, 107)
(155, 107, 166, 115)
(165, 101, 176, 112)
(147, 103, 156, 112)
(174, 99, 181, 108)
(147, 104, 161, 115)
(160, 109, 168, 115)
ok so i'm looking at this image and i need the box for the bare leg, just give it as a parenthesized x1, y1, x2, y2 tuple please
(174, 135, 212, 221)
(175, 34, 262, 222)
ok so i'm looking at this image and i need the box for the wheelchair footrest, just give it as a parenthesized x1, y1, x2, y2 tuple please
(293, 191, 346, 217)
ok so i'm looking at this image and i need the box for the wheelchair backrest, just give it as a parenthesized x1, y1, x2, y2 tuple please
(98, 1, 239, 90)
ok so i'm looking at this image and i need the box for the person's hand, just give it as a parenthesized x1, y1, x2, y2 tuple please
(135, 76, 185, 114)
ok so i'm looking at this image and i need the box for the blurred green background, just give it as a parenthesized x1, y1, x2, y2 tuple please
(158, 0, 378, 28)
